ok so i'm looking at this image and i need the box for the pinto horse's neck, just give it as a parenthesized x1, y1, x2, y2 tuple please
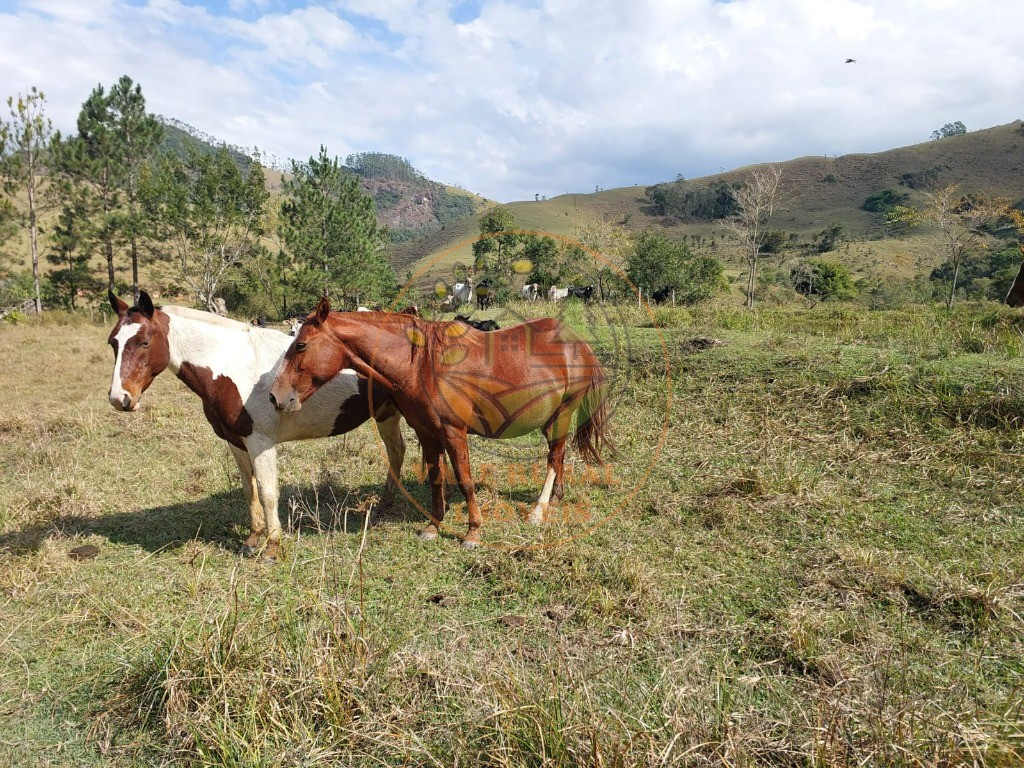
(160, 306, 288, 391)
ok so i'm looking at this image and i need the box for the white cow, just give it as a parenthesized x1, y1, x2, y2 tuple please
(548, 286, 569, 302)
(521, 283, 540, 301)
(452, 279, 475, 307)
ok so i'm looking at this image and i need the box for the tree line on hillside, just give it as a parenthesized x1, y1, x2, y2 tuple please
(0, 77, 398, 318)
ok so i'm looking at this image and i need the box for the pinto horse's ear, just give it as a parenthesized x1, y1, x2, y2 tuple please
(314, 296, 331, 324)
(109, 290, 129, 316)
(138, 290, 155, 318)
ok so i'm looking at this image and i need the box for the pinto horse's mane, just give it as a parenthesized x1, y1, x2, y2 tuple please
(161, 304, 260, 333)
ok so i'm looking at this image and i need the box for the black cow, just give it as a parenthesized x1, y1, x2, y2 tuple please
(567, 285, 595, 303)
(455, 314, 500, 331)
(652, 287, 673, 304)
(476, 278, 494, 310)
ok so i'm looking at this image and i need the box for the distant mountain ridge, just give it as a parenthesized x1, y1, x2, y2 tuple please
(157, 120, 488, 242)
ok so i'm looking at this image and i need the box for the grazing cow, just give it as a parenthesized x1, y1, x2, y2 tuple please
(440, 294, 456, 312)
(548, 286, 569, 302)
(568, 285, 595, 303)
(476, 278, 494, 310)
(1005, 247, 1024, 307)
(455, 314, 500, 331)
(251, 317, 268, 328)
(652, 287, 673, 304)
(521, 283, 540, 302)
(452, 279, 474, 308)
(107, 291, 407, 562)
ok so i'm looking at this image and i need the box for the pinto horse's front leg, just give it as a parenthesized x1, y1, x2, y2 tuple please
(418, 436, 446, 542)
(248, 444, 282, 563)
(374, 407, 406, 507)
(230, 445, 265, 555)
(443, 426, 482, 548)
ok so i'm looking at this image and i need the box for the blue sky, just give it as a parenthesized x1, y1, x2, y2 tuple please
(1, 0, 1022, 202)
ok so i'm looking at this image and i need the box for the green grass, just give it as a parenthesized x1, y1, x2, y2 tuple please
(2, 302, 1024, 766)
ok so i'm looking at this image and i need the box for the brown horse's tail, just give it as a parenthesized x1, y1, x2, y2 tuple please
(573, 377, 614, 465)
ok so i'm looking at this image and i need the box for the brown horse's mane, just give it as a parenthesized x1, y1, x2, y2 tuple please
(327, 311, 492, 354)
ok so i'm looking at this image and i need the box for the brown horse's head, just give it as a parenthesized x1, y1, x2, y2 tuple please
(1006, 246, 1024, 308)
(107, 290, 170, 411)
(269, 297, 349, 413)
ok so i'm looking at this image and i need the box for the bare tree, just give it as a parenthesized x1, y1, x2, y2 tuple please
(889, 184, 1010, 308)
(724, 165, 784, 308)
(0, 87, 54, 313)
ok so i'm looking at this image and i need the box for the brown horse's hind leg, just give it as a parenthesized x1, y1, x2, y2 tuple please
(532, 417, 573, 528)
(442, 427, 481, 548)
(418, 436, 446, 542)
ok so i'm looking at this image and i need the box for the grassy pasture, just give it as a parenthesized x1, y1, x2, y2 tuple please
(1, 301, 1024, 766)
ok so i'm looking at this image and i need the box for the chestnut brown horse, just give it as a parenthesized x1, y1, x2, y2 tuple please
(107, 290, 406, 562)
(269, 298, 611, 547)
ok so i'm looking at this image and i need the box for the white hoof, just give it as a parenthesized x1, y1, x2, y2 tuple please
(527, 505, 546, 525)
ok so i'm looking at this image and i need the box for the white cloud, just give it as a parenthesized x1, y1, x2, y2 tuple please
(0, 0, 1022, 201)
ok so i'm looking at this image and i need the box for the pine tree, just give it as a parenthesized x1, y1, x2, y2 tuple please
(280, 146, 396, 307)
(107, 76, 163, 301)
(144, 145, 269, 311)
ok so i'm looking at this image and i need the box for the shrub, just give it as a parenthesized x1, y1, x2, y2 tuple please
(792, 259, 857, 301)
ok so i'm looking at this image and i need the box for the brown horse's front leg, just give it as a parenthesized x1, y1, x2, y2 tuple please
(443, 427, 481, 548)
(418, 436, 446, 541)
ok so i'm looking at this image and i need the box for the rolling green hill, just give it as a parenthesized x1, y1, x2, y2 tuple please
(398, 120, 1024, 288)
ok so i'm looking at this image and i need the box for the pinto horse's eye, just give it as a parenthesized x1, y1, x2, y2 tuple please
(295, 341, 308, 352)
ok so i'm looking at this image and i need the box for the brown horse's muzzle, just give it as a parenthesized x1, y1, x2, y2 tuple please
(269, 387, 301, 413)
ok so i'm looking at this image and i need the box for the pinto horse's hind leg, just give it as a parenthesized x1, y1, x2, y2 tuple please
(374, 407, 406, 507)
(418, 436, 446, 542)
(231, 446, 265, 557)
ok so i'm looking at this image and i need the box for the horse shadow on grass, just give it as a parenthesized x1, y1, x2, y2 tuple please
(0, 481, 432, 557)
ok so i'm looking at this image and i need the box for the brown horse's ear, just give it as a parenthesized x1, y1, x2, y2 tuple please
(138, 290, 155, 318)
(314, 296, 331, 324)
(109, 290, 129, 316)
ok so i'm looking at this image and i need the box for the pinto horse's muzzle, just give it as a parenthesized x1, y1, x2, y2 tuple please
(109, 391, 138, 412)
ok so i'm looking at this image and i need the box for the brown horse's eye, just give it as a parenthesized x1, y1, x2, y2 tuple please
(140, 340, 150, 348)
(295, 342, 307, 352)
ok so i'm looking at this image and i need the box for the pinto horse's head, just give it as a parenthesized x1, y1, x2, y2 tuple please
(269, 297, 349, 413)
(107, 290, 170, 412)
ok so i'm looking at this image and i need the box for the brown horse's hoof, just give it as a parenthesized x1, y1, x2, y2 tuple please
(239, 544, 259, 559)
(262, 555, 278, 565)
(460, 538, 480, 550)
(418, 526, 439, 541)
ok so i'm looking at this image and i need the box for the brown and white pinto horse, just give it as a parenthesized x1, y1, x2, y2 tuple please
(107, 290, 406, 562)
(269, 298, 611, 547)
(1005, 245, 1024, 307)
